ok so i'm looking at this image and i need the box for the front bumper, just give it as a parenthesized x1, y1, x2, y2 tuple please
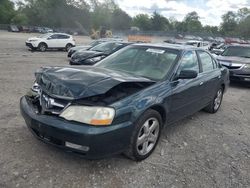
(67, 50, 76, 57)
(229, 69, 250, 82)
(25, 42, 35, 49)
(20, 96, 133, 159)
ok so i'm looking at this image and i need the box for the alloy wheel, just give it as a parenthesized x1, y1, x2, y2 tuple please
(214, 89, 223, 111)
(136, 117, 160, 156)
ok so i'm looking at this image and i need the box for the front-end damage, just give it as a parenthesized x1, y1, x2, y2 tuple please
(25, 66, 155, 117)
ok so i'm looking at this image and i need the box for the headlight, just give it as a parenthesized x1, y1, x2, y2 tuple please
(32, 82, 40, 93)
(243, 64, 250, 69)
(29, 39, 38, 42)
(88, 56, 103, 62)
(59, 106, 115, 126)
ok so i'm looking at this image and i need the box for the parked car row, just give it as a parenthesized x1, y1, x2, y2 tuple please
(9, 25, 53, 33)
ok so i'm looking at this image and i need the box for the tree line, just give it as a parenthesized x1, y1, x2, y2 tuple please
(1, 0, 250, 38)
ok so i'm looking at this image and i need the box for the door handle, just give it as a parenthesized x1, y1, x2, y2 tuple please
(199, 82, 204, 86)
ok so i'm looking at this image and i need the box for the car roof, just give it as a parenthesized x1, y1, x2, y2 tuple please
(132, 43, 200, 51)
(49, 33, 71, 36)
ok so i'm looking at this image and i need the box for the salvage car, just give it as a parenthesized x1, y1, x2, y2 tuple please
(26, 33, 75, 52)
(217, 45, 250, 82)
(67, 38, 123, 57)
(70, 41, 131, 65)
(20, 44, 229, 161)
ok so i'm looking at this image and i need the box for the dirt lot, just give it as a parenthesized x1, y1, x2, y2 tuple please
(0, 31, 249, 188)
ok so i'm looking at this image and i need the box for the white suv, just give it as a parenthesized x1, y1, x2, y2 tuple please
(26, 33, 75, 52)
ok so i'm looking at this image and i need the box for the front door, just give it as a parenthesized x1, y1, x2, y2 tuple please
(167, 51, 203, 124)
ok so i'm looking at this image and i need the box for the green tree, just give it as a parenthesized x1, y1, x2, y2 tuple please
(111, 8, 132, 30)
(151, 12, 170, 31)
(220, 11, 238, 35)
(238, 15, 250, 38)
(132, 14, 152, 30)
(237, 7, 250, 22)
(203, 25, 219, 35)
(183, 11, 202, 32)
(0, 0, 16, 24)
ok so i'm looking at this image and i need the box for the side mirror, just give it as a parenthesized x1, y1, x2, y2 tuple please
(47, 36, 52, 40)
(177, 70, 198, 79)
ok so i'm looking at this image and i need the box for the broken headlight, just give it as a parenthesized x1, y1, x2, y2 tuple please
(243, 64, 250, 69)
(88, 56, 103, 62)
(32, 82, 40, 93)
(59, 106, 115, 126)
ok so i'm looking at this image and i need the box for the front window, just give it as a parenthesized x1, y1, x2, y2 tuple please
(90, 42, 122, 54)
(96, 46, 179, 80)
(178, 51, 199, 73)
(221, 46, 250, 58)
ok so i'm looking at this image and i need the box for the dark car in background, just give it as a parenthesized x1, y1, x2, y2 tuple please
(217, 45, 250, 82)
(70, 41, 131, 65)
(8, 25, 19, 32)
(20, 44, 229, 161)
(67, 38, 123, 57)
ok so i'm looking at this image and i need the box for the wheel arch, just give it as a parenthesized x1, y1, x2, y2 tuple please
(149, 105, 167, 126)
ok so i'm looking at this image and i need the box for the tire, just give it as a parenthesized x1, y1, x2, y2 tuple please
(38, 43, 47, 52)
(65, 43, 73, 52)
(124, 109, 162, 161)
(203, 87, 224, 113)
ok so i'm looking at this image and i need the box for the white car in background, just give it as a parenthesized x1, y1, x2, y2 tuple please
(25, 33, 75, 52)
(185, 40, 210, 50)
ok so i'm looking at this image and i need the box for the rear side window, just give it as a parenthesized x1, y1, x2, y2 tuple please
(59, 35, 70, 39)
(197, 51, 214, 72)
(178, 51, 199, 73)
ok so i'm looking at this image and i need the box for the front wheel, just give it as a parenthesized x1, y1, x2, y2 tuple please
(204, 87, 224, 113)
(124, 109, 162, 161)
(38, 43, 47, 52)
(65, 43, 73, 52)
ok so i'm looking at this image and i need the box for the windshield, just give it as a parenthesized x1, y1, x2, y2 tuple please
(96, 46, 179, 80)
(89, 40, 101, 47)
(221, 46, 250, 58)
(90, 42, 122, 53)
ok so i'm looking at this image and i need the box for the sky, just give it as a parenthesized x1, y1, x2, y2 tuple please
(114, 0, 250, 26)
(11, 0, 250, 26)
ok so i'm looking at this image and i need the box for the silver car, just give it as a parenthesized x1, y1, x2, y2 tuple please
(217, 45, 250, 82)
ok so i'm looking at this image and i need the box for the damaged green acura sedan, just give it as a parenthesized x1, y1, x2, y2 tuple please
(20, 43, 229, 161)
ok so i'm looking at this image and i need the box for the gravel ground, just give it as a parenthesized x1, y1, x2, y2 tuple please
(0, 31, 250, 188)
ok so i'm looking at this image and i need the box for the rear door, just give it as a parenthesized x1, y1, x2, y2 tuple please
(196, 50, 222, 106)
(58, 34, 70, 48)
(168, 50, 203, 123)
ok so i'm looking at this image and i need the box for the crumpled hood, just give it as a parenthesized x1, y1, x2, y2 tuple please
(35, 66, 154, 100)
(217, 55, 250, 64)
(71, 50, 104, 61)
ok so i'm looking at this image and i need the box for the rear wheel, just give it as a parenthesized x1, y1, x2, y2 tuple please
(124, 109, 162, 161)
(38, 43, 47, 52)
(65, 43, 73, 52)
(204, 87, 224, 113)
